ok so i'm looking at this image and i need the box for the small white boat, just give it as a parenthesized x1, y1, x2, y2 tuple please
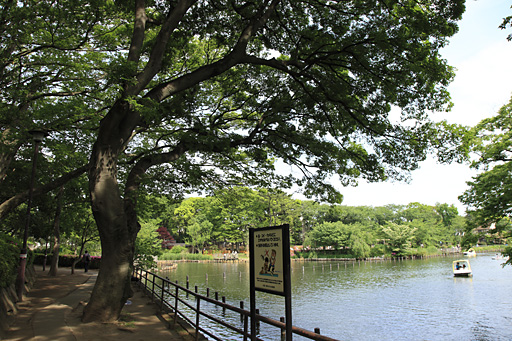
(492, 253, 503, 260)
(463, 248, 476, 257)
(453, 259, 472, 277)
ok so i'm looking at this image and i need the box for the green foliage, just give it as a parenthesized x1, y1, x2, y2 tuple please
(502, 246, 512, 267)
(33, 253, 100, 269)
(169, 245, 188, 254)
(159, 250, 212, 261)
(369, 244, 387, 258)
(306, 222, 351, 250)
(381, 223, 417, 256)
(349, 233, 371, 259)
(150, 187, 467, 258)
(460, 96, 512, 228)
(459, 98, 512, 266)
(405, 246, 440, 257)
(134, 220, 162, 269)
(0, 233, 21, 288)
(168, 188, 302, 247)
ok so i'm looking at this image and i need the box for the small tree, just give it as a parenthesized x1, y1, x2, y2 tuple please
(381, 223, 417, 256)
(184, 216, 212, 254)
(134, 220, 162, 270)
(306, 222, 350, 251)
(156, 226, 175, 250)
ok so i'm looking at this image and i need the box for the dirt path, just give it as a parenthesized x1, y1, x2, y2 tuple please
(3, 266, 195, 341)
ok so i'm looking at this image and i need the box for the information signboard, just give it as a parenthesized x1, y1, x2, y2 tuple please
(249, 224, 292, 340)
(252, 226, 286, 294)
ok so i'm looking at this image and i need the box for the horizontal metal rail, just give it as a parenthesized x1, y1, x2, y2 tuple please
(133, 267, 339, 341)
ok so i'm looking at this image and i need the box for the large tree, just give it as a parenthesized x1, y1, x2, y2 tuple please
(1, 0, 467, 322)
(460, 97, 512, 223)
(459, 96, 512, 264)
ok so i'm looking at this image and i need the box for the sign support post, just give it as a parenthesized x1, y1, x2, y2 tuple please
(249, 224, 292, 340)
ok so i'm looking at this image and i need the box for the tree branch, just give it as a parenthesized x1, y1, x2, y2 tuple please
(127, 0, 198, 96)
(145, 0, 282, 101)
(0, 164, 89, 220)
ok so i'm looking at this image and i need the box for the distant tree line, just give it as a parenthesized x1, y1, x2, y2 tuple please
(137, 187, 469, 258)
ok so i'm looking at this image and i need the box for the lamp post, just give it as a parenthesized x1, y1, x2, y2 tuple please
(16, 129, 47, 301)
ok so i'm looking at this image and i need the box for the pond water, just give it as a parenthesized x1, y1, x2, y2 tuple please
(159, 254, 512, 340)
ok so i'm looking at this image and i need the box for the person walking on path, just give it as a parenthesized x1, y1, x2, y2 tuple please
(83, 251, 91, 272)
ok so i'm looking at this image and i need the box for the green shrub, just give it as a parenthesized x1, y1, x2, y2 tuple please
(159, 251, 212, 261)
(159, 253, 184, 260)
(0, 234, 22, 288)
(369, 244, 387, 257)
(184, 253, 213, 261)
(170, 245, 188, 254)
(32, 253, 101, 269)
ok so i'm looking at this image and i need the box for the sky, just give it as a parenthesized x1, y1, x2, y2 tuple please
(294, 1, 512, 214)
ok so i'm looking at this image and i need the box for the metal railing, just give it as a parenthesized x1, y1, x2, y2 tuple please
(132, 267, 339, 341)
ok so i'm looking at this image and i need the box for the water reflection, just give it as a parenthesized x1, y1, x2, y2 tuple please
(159, 254, 512, 340)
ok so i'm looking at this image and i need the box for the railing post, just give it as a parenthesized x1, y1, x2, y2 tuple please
(195, 297, 201, 341)
(186, 276, 190, 298)
(240, 301, 244, 322)
(243, 313, 249, 341)
(160, 278, 165, 310)
(255, 308, 260, 334)
(280, 317, 286, 341)
(135, 268, 337, 341)
(173, 284, 179, 327)
(151, 274, 156, 301)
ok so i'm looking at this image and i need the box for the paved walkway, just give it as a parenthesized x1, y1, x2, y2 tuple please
(3, 266, 195, 341)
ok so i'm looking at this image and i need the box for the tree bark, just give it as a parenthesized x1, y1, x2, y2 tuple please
(82, 101, 140, 322)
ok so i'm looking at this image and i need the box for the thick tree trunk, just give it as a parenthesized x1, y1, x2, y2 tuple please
(82, 101, 141, 323)
(82, 229, 136, 322)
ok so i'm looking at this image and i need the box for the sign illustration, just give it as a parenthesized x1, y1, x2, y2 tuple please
(252, 227, 286, 294)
